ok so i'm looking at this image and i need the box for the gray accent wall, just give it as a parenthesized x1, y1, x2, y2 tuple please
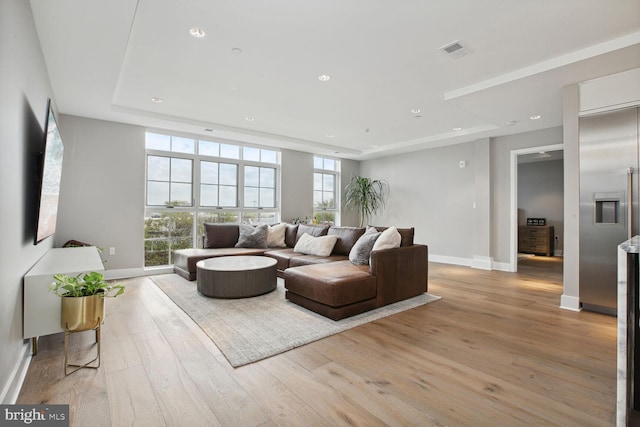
(54, 115, 146, 270)
(490, 127, 564, 264)
(360, 141, 478, 261)
(360, 127, 564, 267)
(0, 0, 56, 403)
(339, 158, 360, 227)
(280, 149, 313, 223)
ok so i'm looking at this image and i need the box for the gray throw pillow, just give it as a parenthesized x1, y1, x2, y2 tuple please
(349, 230, 381, 265)
(235, 224, 268, 248)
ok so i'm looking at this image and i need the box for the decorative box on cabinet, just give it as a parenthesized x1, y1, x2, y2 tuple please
(518, 226, 554, 256)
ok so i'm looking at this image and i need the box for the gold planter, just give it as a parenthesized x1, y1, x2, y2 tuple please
(61, 294, 104, 332)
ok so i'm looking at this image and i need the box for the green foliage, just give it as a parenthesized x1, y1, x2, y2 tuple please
(144, 211, 194, 267)
(49, 272, 125, 298)
(344, 175, 388, 227)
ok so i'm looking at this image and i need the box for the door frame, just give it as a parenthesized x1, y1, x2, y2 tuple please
(509, 143, 564, 272)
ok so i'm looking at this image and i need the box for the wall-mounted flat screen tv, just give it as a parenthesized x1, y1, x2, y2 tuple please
(34, 98, 64, 244)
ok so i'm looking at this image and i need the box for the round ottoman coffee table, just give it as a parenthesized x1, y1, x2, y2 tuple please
(196, 256, 277, 298)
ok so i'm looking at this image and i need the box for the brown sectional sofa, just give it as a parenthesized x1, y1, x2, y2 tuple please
(172, 223, 428, 320)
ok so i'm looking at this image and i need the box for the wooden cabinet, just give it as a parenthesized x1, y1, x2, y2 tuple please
(24, 246, 104, 352)
(518, 226, 554, 256)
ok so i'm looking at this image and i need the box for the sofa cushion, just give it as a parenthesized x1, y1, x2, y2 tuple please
(371, 226, 414, 247)
(327, 227, 365, 256)
(236, 224, 268, 248)
(349, 229, 381, 265)
(264, 248, 296, 271)
(289, 254, 349, 268)
(284, 224, 299, 248)
(285, 261, 376, 307)
(293, 234, 338, 256)
(372, 226, 401, 251)
(296, 224, 329, 242)
(204, 224, 240, 248)
(267, 223, 287, 248)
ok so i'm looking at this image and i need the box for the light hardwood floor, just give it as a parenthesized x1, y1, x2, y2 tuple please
(18, 257, 617, 426)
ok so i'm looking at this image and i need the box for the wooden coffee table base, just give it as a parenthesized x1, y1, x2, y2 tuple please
(196, 256, 277, 298)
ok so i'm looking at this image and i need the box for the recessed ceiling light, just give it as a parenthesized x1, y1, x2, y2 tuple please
(371, 145, 379, 148)
(189, 27, 206, 38)
(231, 47, 242, 54)
(530, 115, 541, 120)
(325, 134, 335, 138)
(151, 97, 163, 103)
(318, 74, 331, 82)
(453, 127, 462, 131)
(411, 108, 421, 114)
(245, 116, 255, 122)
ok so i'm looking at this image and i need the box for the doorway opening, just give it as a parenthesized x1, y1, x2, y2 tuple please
(509, 144, 564, 273)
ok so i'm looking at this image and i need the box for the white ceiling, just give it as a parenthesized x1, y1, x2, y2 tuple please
(30, 0, 640, 160)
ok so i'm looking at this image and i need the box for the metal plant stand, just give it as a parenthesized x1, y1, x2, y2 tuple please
(63, 319, 102, 376)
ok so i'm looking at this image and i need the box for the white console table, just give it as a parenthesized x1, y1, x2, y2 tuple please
(24, 246, 104, 354)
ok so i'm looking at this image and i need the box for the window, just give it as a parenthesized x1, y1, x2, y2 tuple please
(200, 161, 238, 207)
(244, 166, 276, 208)
(147, 156, 193, 206)
(144, 132, 280, 266)
(313, 156, 339, 225)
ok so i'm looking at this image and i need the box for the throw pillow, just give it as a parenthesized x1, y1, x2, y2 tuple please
(349, 230, 382, 265)
(235, 224, 268, 248)
(372, 226, 401, 251)
(267, 223, 287, 247)
(293, 233, 339, 257)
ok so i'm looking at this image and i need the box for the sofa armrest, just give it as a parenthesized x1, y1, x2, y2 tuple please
(369, 244, 428, 305)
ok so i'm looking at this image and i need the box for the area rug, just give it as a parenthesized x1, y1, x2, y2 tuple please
(150, 274, 441, 368)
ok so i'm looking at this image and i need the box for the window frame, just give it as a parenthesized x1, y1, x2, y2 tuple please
(313, 156, 340, 226)
(144, 131, 281, 267)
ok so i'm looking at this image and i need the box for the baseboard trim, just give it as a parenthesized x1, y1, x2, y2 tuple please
(103, 266, 173, 280)
(0, 341, 31, 404)
(470, 256, 492, 270)
(428, 254, 471, 267)
(560, 294, 581, 312)
(491, 261, 512, 272)
(429, 254, 511, 272)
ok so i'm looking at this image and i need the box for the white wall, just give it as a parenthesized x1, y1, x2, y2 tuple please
(55, 115, 145, 270)
(518, 159, 564, 252)
(0, 0, 55, 403)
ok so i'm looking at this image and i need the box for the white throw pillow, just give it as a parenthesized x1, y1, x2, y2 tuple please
(293, 233, 339, 257)
(372, 226, 401, 251)
(267, 223, 287, 248)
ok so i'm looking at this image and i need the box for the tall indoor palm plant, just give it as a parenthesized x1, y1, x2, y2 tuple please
(344, 175, 388, 227)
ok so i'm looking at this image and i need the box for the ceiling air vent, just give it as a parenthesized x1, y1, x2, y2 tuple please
(439, 40, 472, 59)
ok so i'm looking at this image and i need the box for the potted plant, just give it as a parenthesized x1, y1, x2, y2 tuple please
(344, 175, 388, 227)
(49, 271, 124, 331)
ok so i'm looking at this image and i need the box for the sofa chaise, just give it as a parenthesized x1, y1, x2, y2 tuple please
(173, 223, 428, 320)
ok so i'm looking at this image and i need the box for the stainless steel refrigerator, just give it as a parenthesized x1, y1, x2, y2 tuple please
(580, 107, 640, 315)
